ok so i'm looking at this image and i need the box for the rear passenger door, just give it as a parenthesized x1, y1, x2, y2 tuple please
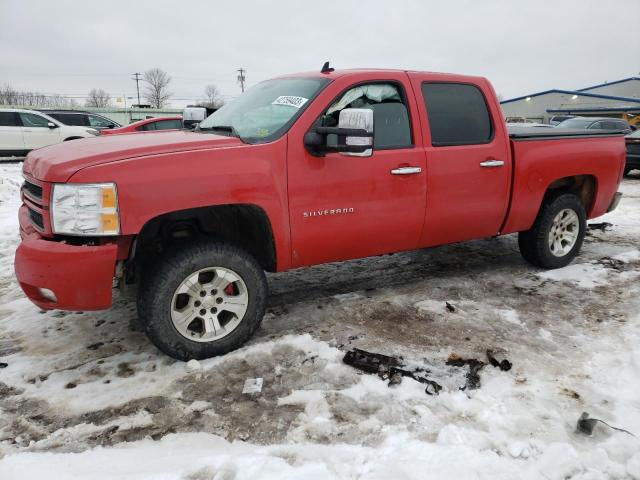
(409, 77, 512, 247)
(0, 111, 25, 154)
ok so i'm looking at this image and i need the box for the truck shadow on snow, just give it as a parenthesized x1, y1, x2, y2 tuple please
(266, 236, 524, 307)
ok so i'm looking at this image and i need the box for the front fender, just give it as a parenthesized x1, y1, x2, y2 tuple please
(68, 139, 292, 270)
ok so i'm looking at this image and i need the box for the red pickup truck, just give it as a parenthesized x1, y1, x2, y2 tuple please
(15, 68, 625, 360)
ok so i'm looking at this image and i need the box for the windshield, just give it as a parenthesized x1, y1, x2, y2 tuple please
(556, 118, 593, 129)
(627, 129, 640, 138)
(198, 77, 329, 143)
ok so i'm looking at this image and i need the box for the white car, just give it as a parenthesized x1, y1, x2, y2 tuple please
(0, 108, 99, 158)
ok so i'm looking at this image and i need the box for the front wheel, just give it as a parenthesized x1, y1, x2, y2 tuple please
(137, 241, 268, 360)
(518, 193, 586, 269)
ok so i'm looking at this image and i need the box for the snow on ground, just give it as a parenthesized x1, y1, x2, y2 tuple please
(0, 163, 639, 479)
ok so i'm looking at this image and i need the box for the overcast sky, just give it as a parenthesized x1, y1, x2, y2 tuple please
(1, 0, 638, 108)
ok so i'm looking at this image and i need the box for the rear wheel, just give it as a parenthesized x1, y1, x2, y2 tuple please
(138, 241, 267, 360)
(518, 193, 586, 269)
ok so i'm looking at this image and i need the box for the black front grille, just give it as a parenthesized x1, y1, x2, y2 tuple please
(22, 180, 43, 200)
(28, 208, 44, 229)
(627, 142, 640, 154)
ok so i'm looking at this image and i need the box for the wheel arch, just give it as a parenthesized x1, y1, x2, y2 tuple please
(543, 174, 597, 215)
(132, 203, 277, 272)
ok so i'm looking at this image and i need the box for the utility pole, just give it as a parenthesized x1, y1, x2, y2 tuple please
(237, 68, 246, 93)
(132, 72, 142, 106)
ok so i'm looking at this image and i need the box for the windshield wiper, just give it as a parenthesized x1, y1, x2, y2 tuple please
(198, 125, 241, 138)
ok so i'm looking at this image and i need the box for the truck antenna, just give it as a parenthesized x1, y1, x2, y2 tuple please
(321, 61, 334, 74)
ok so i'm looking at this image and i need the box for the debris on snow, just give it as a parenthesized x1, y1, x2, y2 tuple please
(588, 222, 613, 232)
(446, 353, 485, 390)
(242, 378, 263, 394)
(576, 412, 636, 438)
(486, 350, 512, 371)
(343, 348, 442, 395)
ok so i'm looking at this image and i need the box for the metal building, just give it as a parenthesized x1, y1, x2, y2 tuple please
(500, 77, 640, 124)
(69, 107, 183, 125)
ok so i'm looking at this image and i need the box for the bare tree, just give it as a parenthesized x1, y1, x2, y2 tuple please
(0, 84, 77, 108)
(143, 68, 172, 108)
(85, 88, 111, 108)
(200, 84, 224, 109)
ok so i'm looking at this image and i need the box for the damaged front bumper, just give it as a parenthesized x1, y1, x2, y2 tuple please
(15, 206, 118, 310)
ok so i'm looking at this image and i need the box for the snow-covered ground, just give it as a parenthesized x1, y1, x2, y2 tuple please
(0, 163, 639, 479)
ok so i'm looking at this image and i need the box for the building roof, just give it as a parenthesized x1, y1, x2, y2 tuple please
(547, 106, 640, 114)
(576, 77, 640, 92)
(500, 88, 640, 105)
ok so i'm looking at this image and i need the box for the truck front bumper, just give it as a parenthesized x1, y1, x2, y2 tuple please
(15, 207, 118, 311)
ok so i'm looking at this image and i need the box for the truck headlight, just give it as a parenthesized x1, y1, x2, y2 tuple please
(51, 183, 120, 236)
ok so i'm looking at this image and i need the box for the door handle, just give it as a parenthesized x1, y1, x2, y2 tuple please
(480, 159, 504, 168)
(390, 166, 422, 175)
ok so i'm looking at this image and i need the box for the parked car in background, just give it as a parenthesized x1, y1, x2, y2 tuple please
(549, 115, 574, 126)
(0, 108, 99, 157)
(505, 116, 535, 124)
(100, 116, 183, 135)
(625, 129, 640, 175)
(183, 106, 216, 129)
(556, 116, 632, 133)
(41, 110, 121, 130)
(507, 122, 554, 129)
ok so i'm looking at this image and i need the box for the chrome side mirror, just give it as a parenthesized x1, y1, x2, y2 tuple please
(337, 108, 373, 157)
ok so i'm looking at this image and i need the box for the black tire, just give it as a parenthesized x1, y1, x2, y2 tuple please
(518, 193, 586, 269)
(137, 241, 267, 360)
(63, 137, 83, 141)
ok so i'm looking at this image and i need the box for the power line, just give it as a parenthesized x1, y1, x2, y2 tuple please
(131, 73, 142, 105)
(237, 68, 246, 93)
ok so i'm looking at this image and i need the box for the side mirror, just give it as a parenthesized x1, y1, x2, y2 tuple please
(304, 108, 374, 157)
(47, 122, 58, 129)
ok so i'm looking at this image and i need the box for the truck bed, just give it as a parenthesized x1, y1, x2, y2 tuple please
(501, 129, 626, 236)
(508, 126, 627, 140)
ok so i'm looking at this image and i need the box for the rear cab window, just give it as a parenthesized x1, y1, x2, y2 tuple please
(421, 83, 493, 146)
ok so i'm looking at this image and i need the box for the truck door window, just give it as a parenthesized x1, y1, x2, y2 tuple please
(321, 83, 412, 149)
(421, 83, 493, 146)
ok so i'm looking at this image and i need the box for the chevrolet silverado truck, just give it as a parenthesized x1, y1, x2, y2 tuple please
(15, 67, 626, 360)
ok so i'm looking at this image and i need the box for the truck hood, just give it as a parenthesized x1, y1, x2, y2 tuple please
(23, 130, 243, 182)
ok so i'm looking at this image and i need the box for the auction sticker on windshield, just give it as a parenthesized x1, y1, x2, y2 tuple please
(272, 96, 308, 108)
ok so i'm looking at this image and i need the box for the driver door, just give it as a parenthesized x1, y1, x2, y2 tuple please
(287, 75, 427, 268)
